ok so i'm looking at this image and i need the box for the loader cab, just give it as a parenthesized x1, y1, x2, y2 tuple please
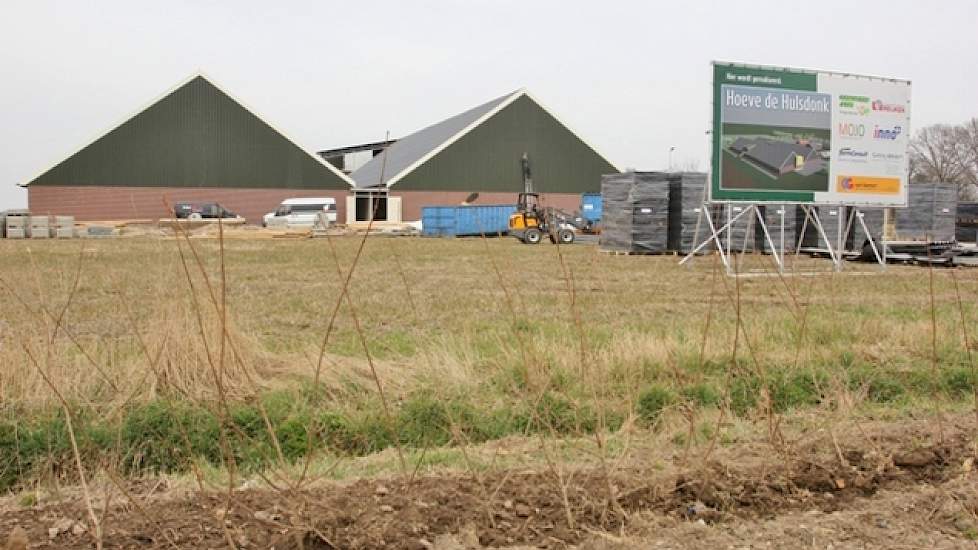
(509, 193, 542, 237)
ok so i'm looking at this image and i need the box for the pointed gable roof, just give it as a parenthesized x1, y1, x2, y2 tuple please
(25, 73, 354, 189)
(351, 89, 619, 193)
(351, 90, 520, 188)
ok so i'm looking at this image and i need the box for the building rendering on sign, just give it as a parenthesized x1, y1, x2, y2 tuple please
(729, 138, 822, 177)
(345, 88, 619, 223)
(23, 74, 354, 223)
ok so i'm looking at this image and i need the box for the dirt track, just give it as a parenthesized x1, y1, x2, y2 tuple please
(2, 416, 977, 549)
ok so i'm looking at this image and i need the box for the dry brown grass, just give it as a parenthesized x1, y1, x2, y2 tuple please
(2, 234, 978, 547)
(0, 236, 976, 409)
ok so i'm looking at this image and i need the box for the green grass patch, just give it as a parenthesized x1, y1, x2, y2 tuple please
(636, 386, 675, 425)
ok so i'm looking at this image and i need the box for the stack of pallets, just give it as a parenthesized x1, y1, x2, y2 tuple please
(599, 172, 670, 254)
(666, 172, 707, 254)
(3, 212, 27, 239)
(54, 216, 75, 238)
(753, 205, 796, 253)
(956, 201, 978, 243)
(853, 183, 959, 246)
(29, 216, 50, 239)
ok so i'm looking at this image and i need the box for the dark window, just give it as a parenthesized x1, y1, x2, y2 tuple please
(354, 193, 387, 221)
(355, 196, 370, 221)
(291, 203, 326, 212)
(373, 196, 387, 220)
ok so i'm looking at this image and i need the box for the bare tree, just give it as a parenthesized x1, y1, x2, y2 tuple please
(957, 118, 978, 186)
(909, 124, 968, 184)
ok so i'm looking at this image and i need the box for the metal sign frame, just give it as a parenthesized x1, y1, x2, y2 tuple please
(679, 200, 887, 275)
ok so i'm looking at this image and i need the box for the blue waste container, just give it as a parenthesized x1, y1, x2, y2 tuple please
(581, 193, 602, 223)
(421, 204, 517, 237)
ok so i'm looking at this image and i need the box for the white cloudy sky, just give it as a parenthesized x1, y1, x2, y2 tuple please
(2, 0, 976, 209)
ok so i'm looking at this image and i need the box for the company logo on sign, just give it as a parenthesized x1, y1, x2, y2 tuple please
(839, 94, 871, 116)
(873, 125, 902, 140)
(838, 122, 866, 138)
(871, 152, 904, 161)
(836, 175, 900, 194)
(872, 99, 906, 114)
(838, 147, 869, 158)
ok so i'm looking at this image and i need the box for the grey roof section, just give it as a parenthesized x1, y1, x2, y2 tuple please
(745, 140, 815, 170)
(729, 137, 754, 153)
(351, 90, 519, 188)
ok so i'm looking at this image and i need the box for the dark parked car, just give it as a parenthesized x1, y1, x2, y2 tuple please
(173, 202, 239, 220)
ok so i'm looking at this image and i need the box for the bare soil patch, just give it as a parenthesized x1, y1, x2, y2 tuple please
(2, 416, 976, 549)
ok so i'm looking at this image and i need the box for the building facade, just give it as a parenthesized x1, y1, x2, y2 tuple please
(348, 89, 619, 222)
(24, 74, 354, 223)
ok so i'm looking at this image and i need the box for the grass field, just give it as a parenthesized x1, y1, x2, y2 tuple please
(0, 234, 976, 547)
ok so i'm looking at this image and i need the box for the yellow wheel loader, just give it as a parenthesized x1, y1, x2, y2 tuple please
(507, 153, 588, 244)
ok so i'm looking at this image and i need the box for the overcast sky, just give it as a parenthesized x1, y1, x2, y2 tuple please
(2, 0, 976, 209)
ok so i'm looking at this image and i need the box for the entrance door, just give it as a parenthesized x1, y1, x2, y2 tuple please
(354, 191, 389, 222)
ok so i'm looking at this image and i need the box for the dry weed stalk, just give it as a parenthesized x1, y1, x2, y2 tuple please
(926, 245, 947, 446)
(105, 470, 180, 550)
(553, 236, 627, 521)
(324, 233, 407, 474)
(22, 346, 102, 549)
(948, 269, 978, 432)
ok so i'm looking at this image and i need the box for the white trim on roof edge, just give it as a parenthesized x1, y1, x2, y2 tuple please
(521, 90, 621, 173)
(20, 71, 356, 188)
(384, 88, 621, 187)
(384, 89, 525, 187)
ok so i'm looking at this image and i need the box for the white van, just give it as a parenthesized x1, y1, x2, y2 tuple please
(263, 198, 337, 227)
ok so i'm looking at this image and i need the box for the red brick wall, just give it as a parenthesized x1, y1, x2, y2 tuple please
(28, 186, 587, 226)
(28, 186, 349, 225)
(393, 190, 583, 221)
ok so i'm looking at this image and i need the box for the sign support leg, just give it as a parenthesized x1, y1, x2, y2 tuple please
(855, 209, 886, 271)
(754, 206, 783, 273)
(680, 202, 755, 270)
(810, 207, 842, 271)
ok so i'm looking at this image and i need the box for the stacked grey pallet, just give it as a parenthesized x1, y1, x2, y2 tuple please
(957, 202, 978, 243)
(795, 205, 819, 249)
(0, 212, 74, 239)
(753, 205, 796, 253)
(852, 183, 958, 245)
(811, 205, 854, 250)
(666, 172, 707, 253)
(53, 216, 75, 238)
(599, 172, 670, 253)
(912, 183, 956, 241)
(711, 203, 753, 251)
(852, 208, 884, 249)
(29, 216, 50, 239)
(3, 211, 28, 239)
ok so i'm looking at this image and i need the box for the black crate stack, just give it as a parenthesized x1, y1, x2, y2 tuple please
(852, 208, 884, 250)
(713, 204, 754, 251)
(599, 172, 670, 253)
(753, 204, 797, 253)
(811, 205, 855, 249)
(666, 172, 708, 253)
(930, 183, 954, 239)
(795, 205, 820, 249)
(851, 183, 959, 245)
(957, 201, 978, 243)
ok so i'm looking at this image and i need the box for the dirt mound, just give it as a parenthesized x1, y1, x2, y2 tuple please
(1, 420, 975, 549)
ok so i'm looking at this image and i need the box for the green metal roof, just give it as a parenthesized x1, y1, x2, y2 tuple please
(352, 90, 619, 193)
(25, 74, 353, 190)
